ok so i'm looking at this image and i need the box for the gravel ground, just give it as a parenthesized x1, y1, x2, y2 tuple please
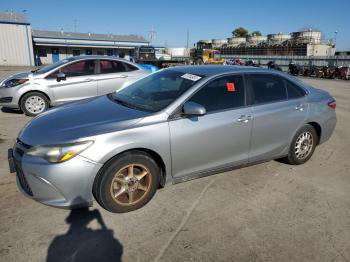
(0, 68, 349, 262)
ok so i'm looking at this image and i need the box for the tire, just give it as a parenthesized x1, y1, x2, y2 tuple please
(93, 151, 160, 213)
(20, 92, 49, 116)
(283, 124, 318, 165)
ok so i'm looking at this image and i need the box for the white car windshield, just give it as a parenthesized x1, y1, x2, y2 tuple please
(111, 70, 204, 112)
(35, 59, 71, 74)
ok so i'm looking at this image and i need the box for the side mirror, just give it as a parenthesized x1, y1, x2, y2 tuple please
(56, 72, 66, 82)
(182, 102, 206, 116)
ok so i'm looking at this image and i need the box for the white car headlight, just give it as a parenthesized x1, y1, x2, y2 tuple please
(26, 141, 93, 163)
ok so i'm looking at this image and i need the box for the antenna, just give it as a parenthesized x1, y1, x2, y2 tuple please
(74, 19, 77, 32)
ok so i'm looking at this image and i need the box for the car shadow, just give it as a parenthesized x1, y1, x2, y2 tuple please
(1, 107, 23, 114)
(46, 206, 123, 262)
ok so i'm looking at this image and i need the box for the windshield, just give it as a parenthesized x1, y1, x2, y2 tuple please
(35, 59, 71, 74)
(111, 70, 204, 112)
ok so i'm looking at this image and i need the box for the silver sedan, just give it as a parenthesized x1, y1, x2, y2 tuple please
(0, 56, 149, 116)
(8, 66, 336, 213)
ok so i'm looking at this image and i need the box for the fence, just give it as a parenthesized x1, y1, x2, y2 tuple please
(220, 55, 350, 70)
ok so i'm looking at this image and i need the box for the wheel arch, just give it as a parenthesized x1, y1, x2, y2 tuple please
(306, 121, 321, 145)
(94, 148, 167, 190)
(19, 90, 51, 108)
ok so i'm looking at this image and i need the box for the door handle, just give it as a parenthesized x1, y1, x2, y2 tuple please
(237, 115, 253, 123)
(295, 104, 304, 111)
(118, 75, 128, 78)
(84, 78, 95, 82)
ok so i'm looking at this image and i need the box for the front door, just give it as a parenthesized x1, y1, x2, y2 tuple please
(45, 59, 98, 104)
(169, 74, 252, 179)
(51, 48, 59, 63)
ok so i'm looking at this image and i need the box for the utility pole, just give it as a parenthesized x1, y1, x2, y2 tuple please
(334, 30, 338, 46)
(148, 26, 156, 46)
(186, 29, 189, 56)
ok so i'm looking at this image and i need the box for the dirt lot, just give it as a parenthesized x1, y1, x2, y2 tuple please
(0, 68, 349, 262)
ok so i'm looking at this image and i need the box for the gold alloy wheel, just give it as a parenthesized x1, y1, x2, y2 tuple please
(110, 164, 152, 206)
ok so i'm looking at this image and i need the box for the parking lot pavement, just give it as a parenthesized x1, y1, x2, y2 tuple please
(0, 69, 349, 261)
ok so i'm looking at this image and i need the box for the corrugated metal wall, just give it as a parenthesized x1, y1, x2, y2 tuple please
(0, 23, 34, 66)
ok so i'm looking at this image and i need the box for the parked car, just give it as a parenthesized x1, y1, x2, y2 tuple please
(0, 56, 149, 116)
(8, 66, 336, 213)
(137, 63, 160, 72)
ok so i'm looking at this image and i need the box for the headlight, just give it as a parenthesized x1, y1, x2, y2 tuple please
(2, 78, 28, 88)
(26, 141, 93, 163)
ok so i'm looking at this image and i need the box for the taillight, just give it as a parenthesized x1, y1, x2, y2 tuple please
(328, 100, 336, 109)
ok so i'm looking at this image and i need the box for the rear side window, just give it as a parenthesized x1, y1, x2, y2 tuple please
(189, 75, 245, 112)
(100, 60, 126, 74)
(285, 80, 306, 99)
(124, 62, 139, 71)
(99, 60, 137, 73)
(248, 74, 287, 104)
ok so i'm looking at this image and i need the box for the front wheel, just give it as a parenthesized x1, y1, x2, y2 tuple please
(283, 124, 318, 165)
(20, 92, 49, 116)
(93, 151, 160, 213)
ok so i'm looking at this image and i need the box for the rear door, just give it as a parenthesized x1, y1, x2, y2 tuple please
(169, 74, 253, 179)
(246, 73, 308, 162)
(45, 59, 98, 104)
(97, 60, 145, 94)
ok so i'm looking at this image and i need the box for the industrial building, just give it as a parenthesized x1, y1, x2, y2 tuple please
(197, 30, 335, 57)
(0, 13, 34, 66)
(0, 12, 149, 66)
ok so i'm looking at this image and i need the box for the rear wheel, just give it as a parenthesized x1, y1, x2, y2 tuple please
(283, 124, 318, 165)
(93, 151, 160, 213)
(20, 92, 49, 116)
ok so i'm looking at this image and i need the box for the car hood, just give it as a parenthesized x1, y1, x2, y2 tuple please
(18, 95, 151, 145)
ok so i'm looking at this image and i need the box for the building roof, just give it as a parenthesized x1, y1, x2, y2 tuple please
(32, 29, 148, 43)
(0, 12, 29, 25)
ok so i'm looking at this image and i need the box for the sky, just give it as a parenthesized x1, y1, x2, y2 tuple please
(1, 0, 350, 50)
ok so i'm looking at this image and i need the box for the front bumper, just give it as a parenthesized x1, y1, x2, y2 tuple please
(0, 87, 19, 108)
(9, 147, 103, 209)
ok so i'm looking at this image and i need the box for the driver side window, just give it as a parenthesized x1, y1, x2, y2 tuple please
(188, 75, 245, 113)
(47, 60, 96, 78)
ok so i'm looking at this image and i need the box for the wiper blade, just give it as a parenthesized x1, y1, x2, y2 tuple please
(112, 96, 142, 111)
(109, 94, 155, 113)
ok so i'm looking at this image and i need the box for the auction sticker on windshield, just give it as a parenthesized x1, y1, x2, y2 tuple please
(181, 73, 202, 81)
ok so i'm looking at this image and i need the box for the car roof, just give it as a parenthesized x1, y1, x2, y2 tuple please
(65, 55, 135, 64)
(168, 65, 280, 77)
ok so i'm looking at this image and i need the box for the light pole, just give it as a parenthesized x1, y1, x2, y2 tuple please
(334, 30, 338, 45)
(334, 30, 338, 66)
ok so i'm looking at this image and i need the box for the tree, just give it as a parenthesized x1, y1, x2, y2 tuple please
(232, 27, 249, 38)
(251, 31, 262, 36)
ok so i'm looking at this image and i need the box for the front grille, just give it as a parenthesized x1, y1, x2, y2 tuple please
(14, 159, 33, 196)
(0, 97, 13, 103)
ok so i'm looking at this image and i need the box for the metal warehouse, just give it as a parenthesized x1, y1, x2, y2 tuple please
(0, 12, 149, 66)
